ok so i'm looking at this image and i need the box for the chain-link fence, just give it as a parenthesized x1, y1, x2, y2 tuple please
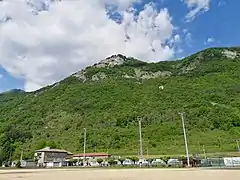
(200, 157, 240, 168)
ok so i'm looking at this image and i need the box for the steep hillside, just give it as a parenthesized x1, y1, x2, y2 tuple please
(0, 47, 240, 163)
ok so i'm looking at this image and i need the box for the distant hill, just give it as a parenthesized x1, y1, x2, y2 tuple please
(0, 47, 240, 163)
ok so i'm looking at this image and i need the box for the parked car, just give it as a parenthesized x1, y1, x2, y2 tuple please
(89, 161, 100, 167)
(123, 159, 134, 166)
(151, 159, 166, 167)
(101, 161, 109, 166)
(167, 159, 182, 167)
(114, 160, 121, 165)
(136, 159, 149, 166)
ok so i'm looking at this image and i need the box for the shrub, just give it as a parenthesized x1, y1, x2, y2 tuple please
(16, 161, 21, 168)
(97, 158, 104, 165)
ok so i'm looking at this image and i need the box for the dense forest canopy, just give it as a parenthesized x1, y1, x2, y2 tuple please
(0, 47, 240, 164)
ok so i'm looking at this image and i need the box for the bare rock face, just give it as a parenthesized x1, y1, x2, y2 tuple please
(72, 70, 87, 82)
(123, 69, 172, 80)
(92, 72, 107, 81)
(72, 55, 126, 82)
(134, 69, 172, 79)
(181, 61, 199, 74)
(222, 50, 239, 59)
(93, 55, 125, 68)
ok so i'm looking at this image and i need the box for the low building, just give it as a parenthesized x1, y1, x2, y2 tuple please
(72, 153, 110, 160)
(34, 147, 72, 168)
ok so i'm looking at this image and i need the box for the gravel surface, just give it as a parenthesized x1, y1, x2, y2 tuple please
(0, 168, 239, 180)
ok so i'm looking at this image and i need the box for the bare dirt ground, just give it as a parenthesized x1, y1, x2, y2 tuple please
(0, 168, 239, 180)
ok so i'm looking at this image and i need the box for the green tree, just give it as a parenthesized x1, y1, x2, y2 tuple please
(69, 159, 78, 166)
(16, 161, 21, 168)
(129, 156, 139, 164)
(35, 141, 47, 150)
(108, 158, 117, 166)
(46, 141, 57, 149)
(119, 157, 125, 165)
(147, 158, 154, 163)
(97, 158, 104, 165)
(0, 47, 240, 157)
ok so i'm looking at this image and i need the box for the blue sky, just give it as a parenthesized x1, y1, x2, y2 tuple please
(0, 0, 239, 92)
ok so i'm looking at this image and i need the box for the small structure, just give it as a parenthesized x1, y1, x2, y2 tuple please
(20, 160, 36, 168)
(72, 153, 110, 160)
(34, 147, 73, 168)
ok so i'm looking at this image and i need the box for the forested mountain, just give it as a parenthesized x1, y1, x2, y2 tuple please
(0, 47, 240, 163)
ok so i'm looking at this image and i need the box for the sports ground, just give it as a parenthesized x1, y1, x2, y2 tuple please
(0, 168, 239, 180)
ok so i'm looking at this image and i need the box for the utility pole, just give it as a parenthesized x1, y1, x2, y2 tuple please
(202, 145, 207, 159)
(147, 146, 149, 158)
(138, 117, 143, 160)
(83, 128, 86, 166)
(20, 149, 23, 161)
(146, 140, 149, 158)
(179, 112, 190, 167)
(198, 141, 201, 152)
(237, 140, 240, 152)
(218, 137, 221, 148)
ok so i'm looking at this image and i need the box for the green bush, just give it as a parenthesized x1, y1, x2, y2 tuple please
(97, 158, 104, 165)
(108, 158, 117, 166)
(16, 161, 21, 168)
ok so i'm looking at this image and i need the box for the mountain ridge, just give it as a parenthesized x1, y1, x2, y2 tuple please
(69, 47, 240, 84)
(0, 47, 240, 163)
(2, 46, 240, 94)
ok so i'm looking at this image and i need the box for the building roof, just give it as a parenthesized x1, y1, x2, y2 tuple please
(35, 147, 73, 155)
(73, 152, 110, 157)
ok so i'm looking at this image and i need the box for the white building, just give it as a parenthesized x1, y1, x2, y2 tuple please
(34, 147, 72, 168)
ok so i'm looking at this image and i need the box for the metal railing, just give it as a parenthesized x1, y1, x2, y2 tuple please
(200, 157, 240, 168)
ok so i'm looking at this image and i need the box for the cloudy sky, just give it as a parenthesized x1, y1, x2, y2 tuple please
(0, 0, 239, 92)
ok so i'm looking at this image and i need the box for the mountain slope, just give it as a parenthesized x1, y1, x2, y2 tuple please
(0, 47, 240, 162)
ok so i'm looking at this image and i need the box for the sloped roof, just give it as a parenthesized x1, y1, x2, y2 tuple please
(35, 147, 73, 155)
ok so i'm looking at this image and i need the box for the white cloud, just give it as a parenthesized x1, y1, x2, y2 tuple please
(183, 30, 193, 47)
(0, 0, 177, 91)
(183, 29, 188, 34)
(204, 37, 219, 45)
(184, 0, 211, 22)
(207, 37, 215, 43)
(174, 34, 181, 42)
(218, 1, 226, 7)
(169, 34, 181, 44)
(0, 74, 3, 80)
(205, 37, 215, 44)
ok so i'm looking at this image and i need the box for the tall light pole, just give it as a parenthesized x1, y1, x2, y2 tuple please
(179, 112, 190, 167)
(237, 140, 240, 152)
(202, 145, 207, 159)
(20, 148, 23, 161)
(83, 128, 86, 166)
(138, 117, 143, 160)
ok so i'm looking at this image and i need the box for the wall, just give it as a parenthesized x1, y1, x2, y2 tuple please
(35, 151, 68, 167)
(35, 152, 45, 166)
(20, 160, 36, 168)
(44, 152, 68, 162)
